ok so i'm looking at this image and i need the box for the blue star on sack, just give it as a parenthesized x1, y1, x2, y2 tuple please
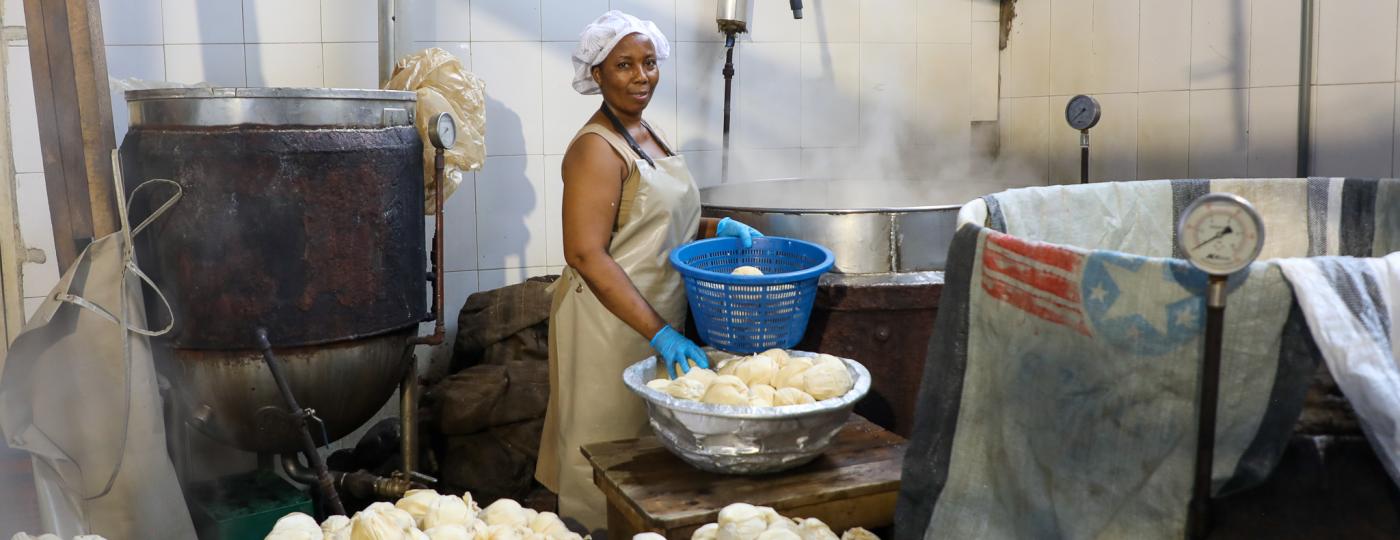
(1080, 252, 1210, 356)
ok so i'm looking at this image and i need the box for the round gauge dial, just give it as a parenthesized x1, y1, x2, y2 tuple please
(1177, 193, 1266, 275)
(1065, 94, 1101, 130)
(428, 112, 457, 149)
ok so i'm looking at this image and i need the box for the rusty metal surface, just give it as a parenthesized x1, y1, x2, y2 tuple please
(172, 330, 413, 454)
(796, 271, 944, 438)
(120, 125, 427, 349)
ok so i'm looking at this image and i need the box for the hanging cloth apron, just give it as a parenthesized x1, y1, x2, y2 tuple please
(536, 107, 701, 532)
(0, 173, 196, 540)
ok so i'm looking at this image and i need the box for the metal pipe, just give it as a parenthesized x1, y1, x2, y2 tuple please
(280, 452, 320, 485)
(409, 148, 447, 347)
(721, 39, 737, 183)
(257, 328, 347, 516)
(1187, 275, 1228, 540)
(378, 0, 396, 86)
(400, 348, 419, 479)
(790, 0, 804, 19)
(1079, 130, 1089, 184)
(1296, 0, 1315, 177)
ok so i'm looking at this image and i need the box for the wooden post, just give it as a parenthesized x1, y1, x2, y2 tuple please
(22, 0, 117, 270)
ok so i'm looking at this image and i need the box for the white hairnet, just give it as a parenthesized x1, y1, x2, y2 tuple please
(572, 10, 671, 95)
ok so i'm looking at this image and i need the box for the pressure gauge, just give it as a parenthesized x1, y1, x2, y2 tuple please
(1065, 95, 1101, 131)
(1177, 193, 1265, 275)
(428, 112, 456, 150)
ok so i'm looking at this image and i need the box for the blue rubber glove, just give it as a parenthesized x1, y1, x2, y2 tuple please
(649, 325, 710, 379)
(715, 217, 764, 248)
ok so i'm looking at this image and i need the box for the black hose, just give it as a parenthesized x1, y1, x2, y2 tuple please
(257, 328, 347, 516)
(790, 0, 803, 19)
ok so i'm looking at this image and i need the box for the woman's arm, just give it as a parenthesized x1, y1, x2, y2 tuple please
(561, 134, 669, 339)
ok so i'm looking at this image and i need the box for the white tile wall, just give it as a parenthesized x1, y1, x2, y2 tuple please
(5, 0, 25, 27)
(544, 155, 565, 267)
(733, 42, 802, 149)
(472, 41, 543, 155)
(1247, 85, 1299, 177)
(1137, 91, 1190, 179)
(479, 267, 549, 291)
(800, 0, 859, 43)
(541, 41, 599, 155)
(470, 0, 541, 42)
(1090, 0, 1139, 95)
(1139, 0, 1191, 92)
(100, 0, 164, 45)
(1003, 96, 1051, 183)
(917, 0, 971, 44)
(970, 21, 998, 120)
(970, 0, 998, 22)
(1249, 0, 1302, 88)
(748, 0, 803, 43)
(162, 0, 244, 44)
(322, 0, 379, 42)
(7, 47, 42, 175)
(1048, 0, 1092, 97)
(1316, 0, 1398, 85)
(245, 43, 323, 86)
(857, 43, 917, 143)
(414, 0, 471, 42)
(322, 42, 378, 88)
(674, 41, 726, 151)
(917, 43, 971, 147)
(15, 173, 57, 298)
(861, 0, 917, 43)
(616, 0, 677, 43)
(1005, 0, 1049, 98)
(800, 43, 860, 147)
(542, 0, 608, 41)
(243, 0, 321, 43)
(476, 154, 547, 269)
(1190, 0, 1252, 90)
(442, 172, 478, 271)
(164, 44, 247, 85)
(1188, 89, 1250, 177)
(1089, 92, 1139, 181)
(1314, 83, 1395, 177)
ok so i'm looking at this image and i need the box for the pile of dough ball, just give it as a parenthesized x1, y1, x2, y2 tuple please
(645, 349, 854, 407)
(264, 490, 581, 540)
(731, 266, 765, 276)
(630, 503, 878, 540)
(10, 535, 106, 540)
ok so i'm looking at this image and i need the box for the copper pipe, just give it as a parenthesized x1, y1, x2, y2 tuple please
(400, 350, 418, 478)
(410, 148, 446, 347)
(401, 147, 446, 479)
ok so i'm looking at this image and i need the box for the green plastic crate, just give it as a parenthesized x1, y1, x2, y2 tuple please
(188, 469, 312, 540)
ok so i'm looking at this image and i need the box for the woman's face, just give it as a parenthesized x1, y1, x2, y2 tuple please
(592, 33, 660, 117)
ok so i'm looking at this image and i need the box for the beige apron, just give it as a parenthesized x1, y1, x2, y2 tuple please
(536, 122, 701, 531)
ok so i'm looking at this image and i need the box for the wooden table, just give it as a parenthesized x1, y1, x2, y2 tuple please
(582, 416, 906, 538)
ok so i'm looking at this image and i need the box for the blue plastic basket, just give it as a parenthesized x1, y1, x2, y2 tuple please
(670, 236, 835, 354)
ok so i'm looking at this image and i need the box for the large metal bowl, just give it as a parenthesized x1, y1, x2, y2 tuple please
(622, 351, 871, 474)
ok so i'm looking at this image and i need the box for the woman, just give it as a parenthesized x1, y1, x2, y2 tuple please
(536, 10, 764, 531)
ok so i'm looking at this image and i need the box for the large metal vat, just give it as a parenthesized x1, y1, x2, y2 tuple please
(702, 178, 990, 436)
(120, 88, 425, 453)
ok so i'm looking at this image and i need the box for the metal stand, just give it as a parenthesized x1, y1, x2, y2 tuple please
(1188, 275, 1227, 539)
(403, 141, 449, 480)
(1079, 130, 1090, 184)
(255, 328, 347, 516)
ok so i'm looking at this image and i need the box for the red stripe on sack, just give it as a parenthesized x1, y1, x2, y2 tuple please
(981, 273, 1091, 336)
(982, 246, 1081, 303)
(988, 232, 1081, 273)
